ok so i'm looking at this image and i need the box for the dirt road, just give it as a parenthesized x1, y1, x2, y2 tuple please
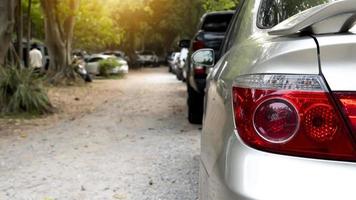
(0, 67, 201, 200)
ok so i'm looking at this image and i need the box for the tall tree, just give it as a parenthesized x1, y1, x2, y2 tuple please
(15, 0, 24, 65)
(25, 0, 32, 68)
(73, 0, 123, 52)
(23, 0, 44, 40)
(0, 0, 18, 66)
(40, 0, 80, 84)
(111, 0, 149, 62)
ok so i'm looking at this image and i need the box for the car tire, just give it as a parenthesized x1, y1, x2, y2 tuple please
(188, 84, 204, 124)
(153, 62, 159, 67)
(85, 74, 92, 82)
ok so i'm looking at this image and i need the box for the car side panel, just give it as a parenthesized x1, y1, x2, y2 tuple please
(86, 62, 99, 75)
(202, 33, 320, 199)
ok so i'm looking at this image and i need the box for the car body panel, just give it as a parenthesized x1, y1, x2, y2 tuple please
(201, 0, 356, 199)
(202, 34, 319, 184)
(316, 34, 356, 91)
(170, 52, 181, 73)
(224, 130, 356, 200)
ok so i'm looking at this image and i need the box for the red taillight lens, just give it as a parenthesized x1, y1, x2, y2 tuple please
(304, 104, 338, 143)
(253, 99, 299, 143)
(192, 40, 205, 51)
(233, 75, 356, 161)
(335, 93, 356, 134)
(194, 66, 206, 75)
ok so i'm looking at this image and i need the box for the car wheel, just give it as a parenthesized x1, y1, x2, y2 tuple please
(188, 84, 204, 124)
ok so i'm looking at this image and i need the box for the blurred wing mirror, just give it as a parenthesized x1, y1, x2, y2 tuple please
(179, 39, 191, 48)
(191, 49, 215, 67)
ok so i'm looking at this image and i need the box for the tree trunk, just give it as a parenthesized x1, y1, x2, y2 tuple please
(0, 0, 18, 66)
(15, 0, 23, 67)
(26, 0, 32, 68)
(40, 0, 80, 84)
(125, 29, 136, 67)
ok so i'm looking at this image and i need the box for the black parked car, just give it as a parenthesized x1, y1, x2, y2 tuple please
(185, 10, 234, 124)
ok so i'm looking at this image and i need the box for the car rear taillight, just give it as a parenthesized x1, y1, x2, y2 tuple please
(194, 66, 206, 76)
(192, 40, 205, 51)
(233, 74, 356, 161)
(334, 93, 356, 135)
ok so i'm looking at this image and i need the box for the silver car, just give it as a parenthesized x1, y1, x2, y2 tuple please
(194, 0, 356, 199)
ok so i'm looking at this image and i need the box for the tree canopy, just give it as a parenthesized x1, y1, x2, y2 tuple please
(203, 0, 239, 11)
(26, 0, 239, 55)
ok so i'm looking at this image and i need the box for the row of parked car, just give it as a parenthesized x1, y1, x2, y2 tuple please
(167, 40, 189, 81)
(75, 50, 162, 77)
(168, 10, 235, 124)
(180, 0, 356, 200)
(25, 43, 162, 79)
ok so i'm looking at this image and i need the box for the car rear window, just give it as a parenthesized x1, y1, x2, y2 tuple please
(257, 0, 337, 29)
(201, 13, 234, 32)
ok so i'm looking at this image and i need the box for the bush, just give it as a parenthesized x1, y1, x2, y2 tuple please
(0, 67, 53, 115)
(99, 58, 121, 77)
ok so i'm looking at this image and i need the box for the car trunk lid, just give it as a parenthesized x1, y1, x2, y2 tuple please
(267, 0, 356, 139)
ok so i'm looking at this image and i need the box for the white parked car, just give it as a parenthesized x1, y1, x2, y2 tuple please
(169, 52, 181, 74)
(86, 54, 129, 75)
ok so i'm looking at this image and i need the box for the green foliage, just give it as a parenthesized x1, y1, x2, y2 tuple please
(109, 0, 239, 55)
(99, 58, 121, 77)
(111, 0, 205, 56)
(0, 67, 52, 115)
(23, 0, 45, 40)
(28, 0, 240, 56)
(74, 0, 123, 51)
(203, 0, 239, 12)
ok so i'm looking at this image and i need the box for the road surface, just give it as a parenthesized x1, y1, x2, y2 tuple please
(0, 67, 201, 200)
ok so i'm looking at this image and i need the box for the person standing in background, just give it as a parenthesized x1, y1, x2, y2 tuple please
(29, 43, 43, 72)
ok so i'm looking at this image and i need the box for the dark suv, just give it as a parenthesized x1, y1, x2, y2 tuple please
(186, 11, 234, 124)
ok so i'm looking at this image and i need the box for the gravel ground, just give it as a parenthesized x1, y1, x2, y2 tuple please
(0, 67, 201, 200)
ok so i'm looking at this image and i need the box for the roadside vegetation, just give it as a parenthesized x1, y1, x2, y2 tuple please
(99, 58, 121, 77)
(0, 67, 52, 115)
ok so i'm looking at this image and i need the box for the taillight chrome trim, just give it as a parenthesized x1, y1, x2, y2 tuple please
(233, 74, 327, 92)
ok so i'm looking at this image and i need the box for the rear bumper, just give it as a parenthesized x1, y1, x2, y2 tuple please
(213, 132, 356, 200)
